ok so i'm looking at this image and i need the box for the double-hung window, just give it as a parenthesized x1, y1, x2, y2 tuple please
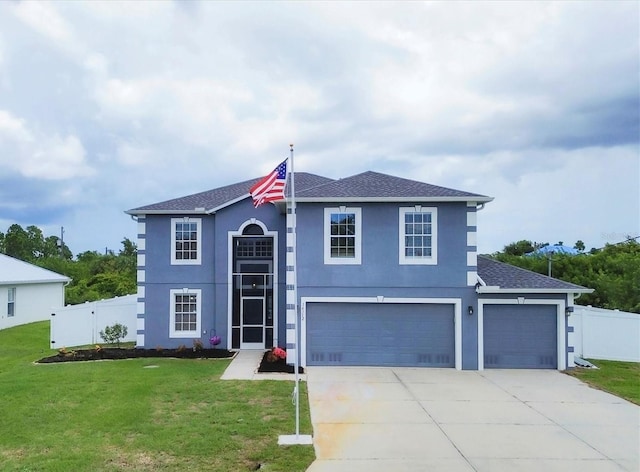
(169, 288, 201, 338)
(7, 288, 15, 317)
(324, 207, 362, 264)
(171, 218, 201, 265)
(399, 207, 438, 264)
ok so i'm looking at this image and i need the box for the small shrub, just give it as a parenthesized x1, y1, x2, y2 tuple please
(176, 344, 187, 352)
(193, 339, 204, 351)
(99, 323, 128, 348)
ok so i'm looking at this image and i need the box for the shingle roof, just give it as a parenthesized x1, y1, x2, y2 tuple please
(126, 172, 335, 214)
(0, 254, 71, 285)
(297, 171, 492, 201)
(477, 256, 591, 292)
(126, 170, 492, 214)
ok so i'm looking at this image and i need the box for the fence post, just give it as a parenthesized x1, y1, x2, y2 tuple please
(50, 312, 56, 348)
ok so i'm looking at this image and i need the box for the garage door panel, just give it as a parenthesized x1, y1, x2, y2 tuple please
(484, 304, 557, 369)
(307, 302, 455, 367)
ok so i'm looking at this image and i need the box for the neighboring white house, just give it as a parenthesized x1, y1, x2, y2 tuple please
(0, 254, 71, 330)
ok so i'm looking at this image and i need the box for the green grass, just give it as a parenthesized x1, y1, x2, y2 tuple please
(0, 322, 315, 471)
(567, 359, 640, 405)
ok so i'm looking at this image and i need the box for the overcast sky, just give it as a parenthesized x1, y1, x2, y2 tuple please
(0, 1, 638, 255)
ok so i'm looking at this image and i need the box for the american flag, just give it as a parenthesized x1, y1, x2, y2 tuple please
(249, 159, 288, 207)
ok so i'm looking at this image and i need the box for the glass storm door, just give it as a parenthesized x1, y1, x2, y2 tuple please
(241, 297, 265, 349)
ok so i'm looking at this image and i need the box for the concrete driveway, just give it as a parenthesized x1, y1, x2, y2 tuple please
(305, 367, 639, 472)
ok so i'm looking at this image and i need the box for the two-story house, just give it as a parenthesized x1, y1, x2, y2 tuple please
(126, 170, 591, 370)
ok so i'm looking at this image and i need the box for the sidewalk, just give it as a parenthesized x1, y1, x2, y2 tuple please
(220, 350, 307, 381)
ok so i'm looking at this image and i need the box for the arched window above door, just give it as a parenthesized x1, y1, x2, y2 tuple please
(242, 224, 264, 235)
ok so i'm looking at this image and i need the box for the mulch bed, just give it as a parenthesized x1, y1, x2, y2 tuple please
(36, 348, 234, 364)
(257, 351, 304, 374)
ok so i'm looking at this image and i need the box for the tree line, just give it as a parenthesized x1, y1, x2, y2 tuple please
(0, 224, 136, 305)
(491, 238, 640, 313)
(2, 224, 638, 313)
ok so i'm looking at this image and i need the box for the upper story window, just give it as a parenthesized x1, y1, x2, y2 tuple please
(399, 206, 438, 265)
(7, 288, 15, 317)
(169, 288, 201, 338)
(324, 207, 362, 265)
(171, 218, 202, 265)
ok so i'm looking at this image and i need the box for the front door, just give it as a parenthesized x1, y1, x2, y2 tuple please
(241, 295, 265, 349)
(230, 227, 275, 350)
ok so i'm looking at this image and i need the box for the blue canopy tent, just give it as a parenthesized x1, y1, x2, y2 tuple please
(530, 245, 580, 256)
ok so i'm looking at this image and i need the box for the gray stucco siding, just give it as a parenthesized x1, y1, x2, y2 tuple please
(295, 202, 470, 289)
(143, 214, 215, 285)
(143, 282, 215, 349)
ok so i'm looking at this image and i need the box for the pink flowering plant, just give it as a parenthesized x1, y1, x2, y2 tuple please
(266, 346, 287, 363)
(272, 347, 286, 360)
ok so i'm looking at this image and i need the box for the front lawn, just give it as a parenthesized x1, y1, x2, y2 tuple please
(0, 322, 315, 471)
(567, 359, 640, 405)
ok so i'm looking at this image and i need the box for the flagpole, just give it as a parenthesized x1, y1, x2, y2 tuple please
(290, 143, 301, 439)
(278, 144, 312, 446)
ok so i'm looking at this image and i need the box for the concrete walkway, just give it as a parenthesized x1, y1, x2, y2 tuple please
(220, 350, 306, 381)
(306, 367, 640, 472)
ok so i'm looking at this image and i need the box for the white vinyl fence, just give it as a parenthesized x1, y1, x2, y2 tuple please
(50, 295, 137, 349)
(571, 305, 640, 362)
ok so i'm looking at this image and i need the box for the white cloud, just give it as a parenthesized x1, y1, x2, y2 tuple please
(0, 109, 33, 142)
(11, 1, 74, 43)
(0, 1, 636, 254)
(0, 109, 93, 180)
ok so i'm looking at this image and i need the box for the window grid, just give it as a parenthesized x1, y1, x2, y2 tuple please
(174, 293, 197, 332)
(330, 213, 356, 258)
(175, 222, 198, 261)
(404, 212, 432, 258)
(236, 239, 273, 258)
(7, 288, 15, 317)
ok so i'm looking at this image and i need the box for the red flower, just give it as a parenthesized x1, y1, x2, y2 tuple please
(272, 347, 286, 360)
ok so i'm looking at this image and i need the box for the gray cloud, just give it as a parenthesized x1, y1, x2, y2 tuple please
(0, 1, 637, 254)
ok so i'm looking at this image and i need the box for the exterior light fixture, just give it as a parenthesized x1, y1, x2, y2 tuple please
(565, 306, 574, 316)
(468, 305, 474, 316)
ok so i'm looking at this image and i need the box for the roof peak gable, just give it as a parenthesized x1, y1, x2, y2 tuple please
(0, 254, 71, 284)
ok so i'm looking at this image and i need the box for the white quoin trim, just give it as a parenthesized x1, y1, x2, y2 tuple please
(466, 211, 477, 227)
(477, 298, 567, 371)
(467, 251, 477, 267)
(467, 231, 477, 247)
(300, 297, 462, 370)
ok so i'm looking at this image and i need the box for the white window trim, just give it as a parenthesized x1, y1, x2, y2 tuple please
(169, 288, 202, 338)
(323, 207, 362, 265)
(171, 217, 202, 265)
(399, 206, 438, 265)
(7, 287, 15, 317)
